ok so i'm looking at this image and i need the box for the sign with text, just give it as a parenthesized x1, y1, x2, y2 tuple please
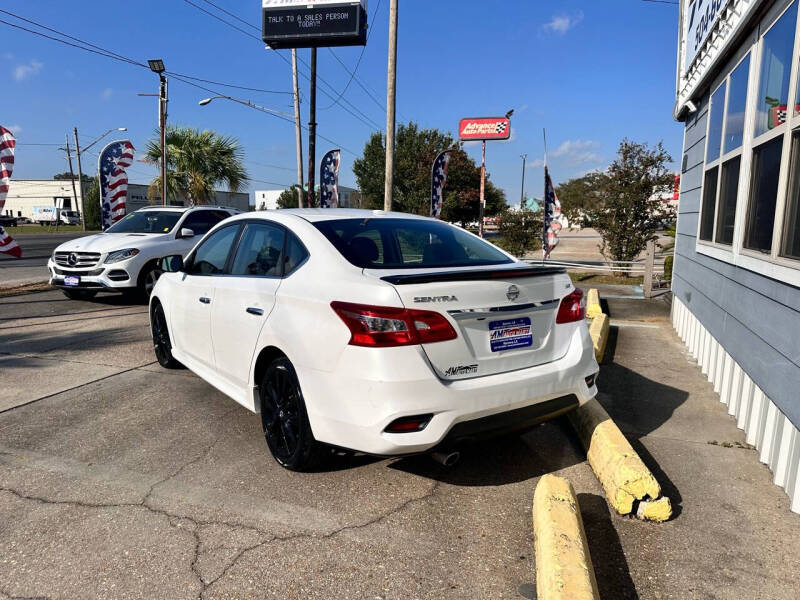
(262, 0, 367, 49)
(683, 0, 731, 73)
(458, 117, 510, 141)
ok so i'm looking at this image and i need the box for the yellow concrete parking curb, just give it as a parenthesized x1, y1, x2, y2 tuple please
(586, 288, 603, 319)
(533, 474, 600, 600)
(589, 312, 610, 364)
(568, 399, 672, 521)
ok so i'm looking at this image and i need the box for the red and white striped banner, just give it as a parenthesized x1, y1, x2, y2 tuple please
(0, 125, 21, 258)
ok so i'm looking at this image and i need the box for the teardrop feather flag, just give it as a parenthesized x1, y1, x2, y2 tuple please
(0, 126, 21, 258)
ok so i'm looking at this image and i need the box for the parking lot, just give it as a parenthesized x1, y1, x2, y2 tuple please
(1, 289, 799, 599)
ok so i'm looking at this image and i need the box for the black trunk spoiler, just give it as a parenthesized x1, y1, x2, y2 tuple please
(380, 265, 566, 285)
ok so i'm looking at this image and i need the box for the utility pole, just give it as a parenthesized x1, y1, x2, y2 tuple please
(73, 128, 87, 231)
(479, 140, 486, 238)
(159, 75, 168, 206)
(519, 153, 527, 208)
(292, 49, 304, 208)
(62, 133, 80, 234)
(307, 48, 317, 207)
(383, 0, 398, 212)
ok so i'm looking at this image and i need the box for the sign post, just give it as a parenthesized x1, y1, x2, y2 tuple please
(458, 116, 511, 238)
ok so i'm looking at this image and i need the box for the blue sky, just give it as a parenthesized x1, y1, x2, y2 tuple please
(1, 0, 682, 206)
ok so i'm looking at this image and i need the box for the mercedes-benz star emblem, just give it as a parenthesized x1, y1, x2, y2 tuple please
(68, 253, 78, 266)
(506, 285, 520, 301)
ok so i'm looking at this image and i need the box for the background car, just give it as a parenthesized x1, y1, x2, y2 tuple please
(48, 205, 240, 300)
(150, 209, 599, 471)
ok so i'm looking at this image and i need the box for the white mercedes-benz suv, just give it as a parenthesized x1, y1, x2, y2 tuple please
(150, 209, 599, 470)
(48, 205, 239, 300)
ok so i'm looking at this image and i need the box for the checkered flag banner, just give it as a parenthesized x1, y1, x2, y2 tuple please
(99, 140, 135, 230)
(542, 166, 562, 260)
(0, 126, 21, 258)
(430, 150, 452, 219)
(319, 149, 341, 208)
(495, 122, 508, 135)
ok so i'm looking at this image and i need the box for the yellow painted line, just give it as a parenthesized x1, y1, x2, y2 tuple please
(532, 474, 600, 600)
(589, 313, 610, 364)
(568, 399, 672, 519)
(585, 288, 603, 319)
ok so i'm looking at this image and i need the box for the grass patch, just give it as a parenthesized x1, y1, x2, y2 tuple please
(6, 225, 100, 235)
(569, 272, 644, 286)
(0, 282, 51, 297)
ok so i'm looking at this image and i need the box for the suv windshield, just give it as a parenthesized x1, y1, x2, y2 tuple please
(106, 211, 182, 234)
(313, 218, 513, 269)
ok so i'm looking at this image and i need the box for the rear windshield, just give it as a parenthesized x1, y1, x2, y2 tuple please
(313, 218, 513, 269)
(106, 211, 182, 234)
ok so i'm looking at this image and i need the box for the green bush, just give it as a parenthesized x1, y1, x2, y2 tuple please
(664, 254, 674, 281)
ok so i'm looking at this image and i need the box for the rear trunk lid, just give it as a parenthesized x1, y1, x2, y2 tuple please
(367, 265, 574, 380)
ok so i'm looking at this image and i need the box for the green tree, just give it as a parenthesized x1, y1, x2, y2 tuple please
(352, 122, 507, 223)
(496, 207, 542, 257)
(82, 176, 101, 230)
(276, 187, 306, 209)
(587, 139, 674, 269)
(144, 126, 248, 205)
(555, 171, 604, 227)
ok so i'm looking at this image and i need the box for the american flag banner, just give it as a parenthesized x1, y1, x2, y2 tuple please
(542, 166, 562, 259)
(430, 150, 451, 219)
(319, 149, 341, 208)
(0, 125, 21, 258)
(98, 140, 135, 230)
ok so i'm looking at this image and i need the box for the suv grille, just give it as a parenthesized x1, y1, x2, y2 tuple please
(54, 251, 101, 268)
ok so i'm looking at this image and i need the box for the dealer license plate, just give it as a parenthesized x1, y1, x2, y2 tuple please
(489, 317, 533, 352)
(64, 276, 80, 287)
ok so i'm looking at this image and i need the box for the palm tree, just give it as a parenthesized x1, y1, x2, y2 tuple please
(145, 126, 248, 205)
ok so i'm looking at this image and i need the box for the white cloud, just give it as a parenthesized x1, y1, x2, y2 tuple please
(542, 11, 584, 35)
(7, 125, 22, 134)
(527, 158, 545, 168)
(13, 59, 43, 81)
(102, 88, 113, 100)
(550, 139, 604, 166)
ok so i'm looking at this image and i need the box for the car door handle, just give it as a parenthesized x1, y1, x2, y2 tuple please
(246, 307, 264, 316)
(199, 296, 211, 304)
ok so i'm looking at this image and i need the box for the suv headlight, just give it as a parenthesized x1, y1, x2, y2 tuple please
(104, 248, 140, 264)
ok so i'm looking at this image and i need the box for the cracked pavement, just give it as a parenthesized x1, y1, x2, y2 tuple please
(1, 290, 799, 599)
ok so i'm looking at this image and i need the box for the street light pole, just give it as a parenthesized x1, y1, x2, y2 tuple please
(384, 0, 398, 212)
(148, 59, 168, 206)
(519, 153, 527, 208)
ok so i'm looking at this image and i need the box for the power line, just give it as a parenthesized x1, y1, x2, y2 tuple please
(641, 0, 678, 5)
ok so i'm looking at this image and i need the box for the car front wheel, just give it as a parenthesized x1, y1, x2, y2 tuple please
(260, 357, 323, 471)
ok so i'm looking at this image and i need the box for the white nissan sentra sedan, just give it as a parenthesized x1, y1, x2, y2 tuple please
(150, 209, 599, 470)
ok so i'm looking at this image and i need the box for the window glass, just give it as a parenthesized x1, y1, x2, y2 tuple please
(283, 233, 309, 275)
(181, 210, 230, 236)
(756, 2, 797, 136)
(699, 168, 719, 241)
(188, 225, 239, 275)
(707, 83, 727, 163)
(724, 55, 751, 154)
(744, 136, 783, 252)
(106, 210, 181, 234)
(230, 223, 285, 276)
(313, 218, 513, 269)
(782, 133, 800, 258)
(715, 157, 741, 245)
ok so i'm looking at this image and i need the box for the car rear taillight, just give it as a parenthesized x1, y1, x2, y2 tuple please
(556, 288, 585, 324)
(331, 301, 457, 347)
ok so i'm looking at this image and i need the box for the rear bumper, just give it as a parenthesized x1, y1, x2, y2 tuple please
(297, 323, 598, 455)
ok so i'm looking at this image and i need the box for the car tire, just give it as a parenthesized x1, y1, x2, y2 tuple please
(260, 357, 324, 471)
(151, 302, 182, 369)
(138, 262, 162, 300)
(61, 289, 98, 301)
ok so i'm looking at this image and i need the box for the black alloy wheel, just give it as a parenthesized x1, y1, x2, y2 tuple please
(260, 358, 322, 471)
(151, 303, 181, 369)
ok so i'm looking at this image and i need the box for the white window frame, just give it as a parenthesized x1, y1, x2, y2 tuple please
(695, 0, 800, 287)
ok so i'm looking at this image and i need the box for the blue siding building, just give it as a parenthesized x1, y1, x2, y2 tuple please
(674, 0, 800, 513)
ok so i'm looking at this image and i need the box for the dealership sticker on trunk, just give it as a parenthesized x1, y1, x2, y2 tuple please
(64, 276, 80, 287)
(489, 317, 533, 352)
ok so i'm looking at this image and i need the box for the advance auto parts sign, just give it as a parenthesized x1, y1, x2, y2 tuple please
(262, 0, 367, 49)
(458, 117, 511, 141)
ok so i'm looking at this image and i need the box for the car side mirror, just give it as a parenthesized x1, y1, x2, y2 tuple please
(178, 227, 195, 239)
(159, 254, 184, 273)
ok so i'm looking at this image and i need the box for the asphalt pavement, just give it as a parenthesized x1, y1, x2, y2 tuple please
(0, 290, 798, 599)
(0, 232, 86, 287)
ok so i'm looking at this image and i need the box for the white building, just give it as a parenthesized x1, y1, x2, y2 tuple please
(255, 186, 361, 210)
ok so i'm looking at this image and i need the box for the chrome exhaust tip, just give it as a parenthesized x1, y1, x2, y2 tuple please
(431, 450, 460, 467)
